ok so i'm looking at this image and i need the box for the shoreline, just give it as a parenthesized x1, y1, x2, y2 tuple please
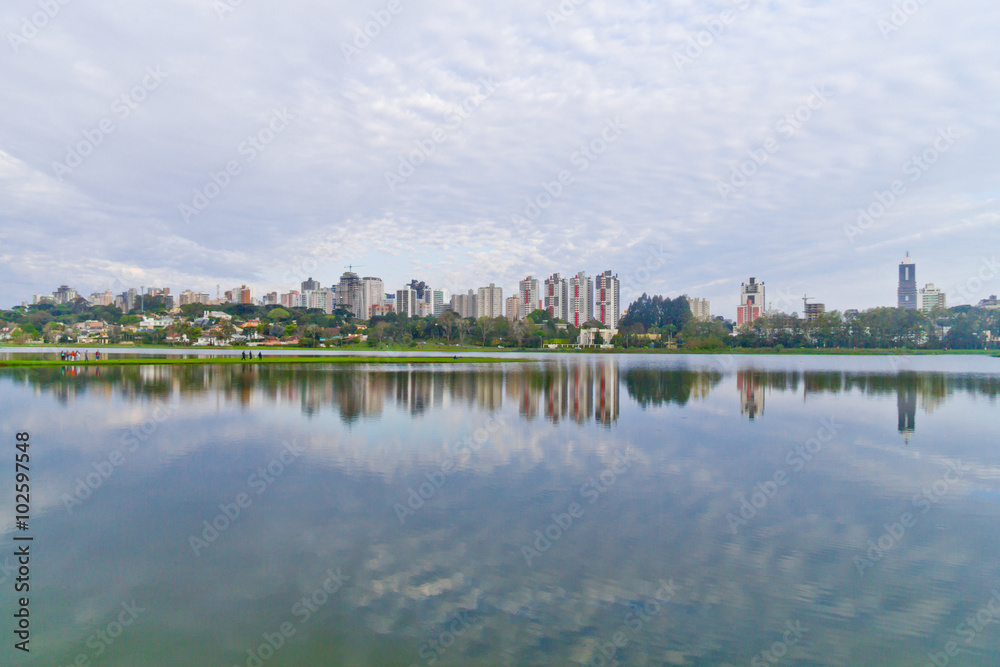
(0, 356, 525, 368)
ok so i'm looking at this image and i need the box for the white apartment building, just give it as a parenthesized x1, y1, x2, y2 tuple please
(568, 272, 593, 327)
(595, 270, 620, 328)
(518, 276, 541, 320)
(477, 283, 503, 319)
(689, 297, 711, 321)
(396, 287, 417, 317)
(544, 273, 569, 322)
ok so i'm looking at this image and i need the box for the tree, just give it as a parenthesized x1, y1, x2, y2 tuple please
(475, 316, 498, 347)
(267, 308, 291, 321)
(438, 310, 458, 343)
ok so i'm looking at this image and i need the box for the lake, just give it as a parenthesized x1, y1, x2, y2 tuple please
(2, 353, 999, 665)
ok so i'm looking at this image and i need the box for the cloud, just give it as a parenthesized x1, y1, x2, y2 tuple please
(1, 0, 998, 313)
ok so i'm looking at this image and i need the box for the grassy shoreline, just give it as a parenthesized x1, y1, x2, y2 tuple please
(0, 356, 524, 368)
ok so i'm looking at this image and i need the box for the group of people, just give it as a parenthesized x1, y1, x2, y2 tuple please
(240, 350, 263, 360)
(60, 350, 99, 361)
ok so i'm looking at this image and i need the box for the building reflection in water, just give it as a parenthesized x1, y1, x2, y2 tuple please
(897, 386, 916, 443)
(20, 362, 1000, 434)
(737, 370, 764, 420)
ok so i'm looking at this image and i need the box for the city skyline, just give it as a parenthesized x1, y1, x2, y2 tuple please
(1, 2, 997, 314)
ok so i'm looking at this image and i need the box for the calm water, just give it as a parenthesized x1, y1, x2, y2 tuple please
(1, 354, 999, 666)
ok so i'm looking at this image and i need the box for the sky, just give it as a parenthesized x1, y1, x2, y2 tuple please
(1, 0, 998, 316)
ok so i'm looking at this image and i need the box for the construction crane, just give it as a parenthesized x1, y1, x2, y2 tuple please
(344, 265, 365, 273)
(802, 295, 813, 311)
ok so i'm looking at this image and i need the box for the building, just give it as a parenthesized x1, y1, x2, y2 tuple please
(918, 284, 946, 313)
(262, 292, 278, 306)
(424, 287, 447, 317)
(301, 277, 321, 293)
(451, 289, 477, 319)
(505, 295, 520, 322)
(178, 290, 210, 306)
(359, 277, 385, 321)
(417, 302, 434, 317)
(804, 302, 826, 322)
(518, 276, 541, 320)
(898, 253, 917, 310)
(369, 303, 394, 318)
(88, 290, 114, 307)
(544, 273, 569, 322)
(568, 272, 593, 327)
(477, 284, 503, 319)
(335, 272, 362, 317)
(279, 291, 300, 309)
(595, 270, 620, 328)
(978, 295, 1000, 310)
(395, 287, 417, 317)
(689, 297, 711, 321)
(736, 277, 765, 327)
(53, 285, 78, 304)
(305, 288, 334, 314)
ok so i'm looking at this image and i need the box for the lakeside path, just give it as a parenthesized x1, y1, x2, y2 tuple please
(0, 356, 526, 368)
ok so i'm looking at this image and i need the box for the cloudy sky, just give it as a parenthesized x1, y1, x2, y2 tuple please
(1, 0, 998, 315)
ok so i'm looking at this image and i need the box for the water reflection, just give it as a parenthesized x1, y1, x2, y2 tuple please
(3, 357, 1000, 665)
(7, 362, 999, 439)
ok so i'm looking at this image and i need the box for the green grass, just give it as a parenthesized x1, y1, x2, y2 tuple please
(0, 355, 526, 368)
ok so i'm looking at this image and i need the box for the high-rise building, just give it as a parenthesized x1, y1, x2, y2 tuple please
(424, 287, 446, 317)
(737, 277, 765, 327)
(301, 277, 321, 293)
(689, 297, 711, 322)
(450, 289, 477, 319)
(897, 254, 917, 310)
(595, 270, 620, 328)
(804, 302, 826, 322)
(53, 285, 78, 304)
(280, 291, 299, 309)
(262, 292, 278, 306)
(544, 273, 569, 322)
(336, 272, 362, 317)
(518, 276, 541, 320)
(359, 277, 385, 320)
(396, 287, 417, 317)
(505, 295, 520, 322)
(568, 272, 593, 327)
(89, 290, 114, 307)
(477, 283, 503, 319)
(918, 284, 946, 313)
